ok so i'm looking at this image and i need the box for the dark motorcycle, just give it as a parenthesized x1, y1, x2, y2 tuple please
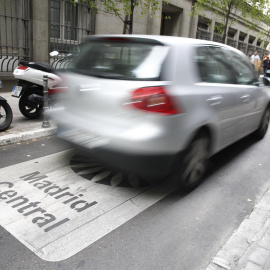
(0, 80, 13, 131)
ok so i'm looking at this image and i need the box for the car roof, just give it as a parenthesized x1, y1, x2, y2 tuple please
(85, 34, 248, 59)
(86, 34, 235, 49)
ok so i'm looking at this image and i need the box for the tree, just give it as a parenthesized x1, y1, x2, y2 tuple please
(71, 0, 168, 34)
(191, 0, 267, 44)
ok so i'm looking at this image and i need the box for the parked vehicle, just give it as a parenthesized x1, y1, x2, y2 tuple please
(12, 55, 66, 119)
(0, 80, 13, 132)
(50, 35, 270, 190)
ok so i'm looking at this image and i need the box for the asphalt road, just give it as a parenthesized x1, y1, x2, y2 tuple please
(0, 133, 269, 270)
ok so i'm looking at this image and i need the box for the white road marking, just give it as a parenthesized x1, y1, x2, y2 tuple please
(0, 150, 176, 261)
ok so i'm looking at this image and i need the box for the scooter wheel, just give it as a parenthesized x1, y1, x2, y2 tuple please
(19, 92, 43, 119)
(0, 101, 13, 132)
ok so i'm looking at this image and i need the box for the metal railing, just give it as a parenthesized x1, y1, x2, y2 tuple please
(51, 58, 72, 70)
(0, 0, 30, 72)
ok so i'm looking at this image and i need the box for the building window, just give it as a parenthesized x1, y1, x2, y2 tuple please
(49, 0, 95, 68)
(50, 0, 61, 39)
(49, 0, 95, 51)
(50, 0, 78, 41)
(64, 1, 78, 40)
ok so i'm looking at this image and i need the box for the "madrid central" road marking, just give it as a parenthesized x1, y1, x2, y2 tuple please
(0, 150, 176, 261)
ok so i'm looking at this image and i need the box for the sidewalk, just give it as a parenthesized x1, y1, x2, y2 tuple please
(205, 187, 270, 270)
(0, 91, 57, 146)
(1, 91, 270, 270)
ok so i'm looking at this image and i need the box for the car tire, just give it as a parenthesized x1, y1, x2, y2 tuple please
(253, 107, 270, 140)
(176, 130, 210, 191)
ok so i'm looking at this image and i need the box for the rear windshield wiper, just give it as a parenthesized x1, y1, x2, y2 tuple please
(72, 69, 124, 79)
(94, 72, 125, 79)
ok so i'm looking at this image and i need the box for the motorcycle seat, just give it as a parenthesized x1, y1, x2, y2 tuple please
(19, 60, 56, 73)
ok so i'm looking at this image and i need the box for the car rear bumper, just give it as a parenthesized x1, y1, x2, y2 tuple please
(64, 139, 178, 181)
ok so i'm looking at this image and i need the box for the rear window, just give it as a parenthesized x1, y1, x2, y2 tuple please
(70, 39, 170, 80)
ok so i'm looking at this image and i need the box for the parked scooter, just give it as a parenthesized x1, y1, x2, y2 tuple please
(12, 52, 67, 119)
(0, 80, 13, 131)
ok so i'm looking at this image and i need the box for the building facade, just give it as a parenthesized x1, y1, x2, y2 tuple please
(0, 0, 269, 90)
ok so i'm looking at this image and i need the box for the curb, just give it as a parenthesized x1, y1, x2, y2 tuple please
(0, 127, 57, 146)
(205, 188, 270, 270)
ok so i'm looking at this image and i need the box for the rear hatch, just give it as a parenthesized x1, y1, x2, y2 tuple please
(58, 36, 175, 134)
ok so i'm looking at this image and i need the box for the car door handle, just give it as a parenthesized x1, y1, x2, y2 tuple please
(207, 96, 223, 106)
(241, 95, 250, 103)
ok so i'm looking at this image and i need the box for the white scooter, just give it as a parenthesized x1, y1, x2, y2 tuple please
(12, 52, 67, 119)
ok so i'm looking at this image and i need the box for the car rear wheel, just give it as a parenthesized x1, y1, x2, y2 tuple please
(176, 131, 210, 191)
(253, 107, 270, 140)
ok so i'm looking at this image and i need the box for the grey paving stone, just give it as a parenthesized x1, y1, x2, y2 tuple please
(247, 209, 270, 234)
(244, 261, 261, 270)
(259, 232, 270, 250)
(215, 233, 249, 266)
(237, 217, 266, 243)
(248, 246, 270, 266)
(207, 261, 231, 270)
(211, 257, 231, 270)
(205, 189, 270, 270)
(263, 256, 270, 269)
(257, 192, 270, 209)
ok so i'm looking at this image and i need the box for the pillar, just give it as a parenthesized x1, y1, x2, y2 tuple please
(31, 0, 50, 62)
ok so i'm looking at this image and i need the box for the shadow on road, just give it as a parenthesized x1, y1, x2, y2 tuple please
(207, 134, 258, 177)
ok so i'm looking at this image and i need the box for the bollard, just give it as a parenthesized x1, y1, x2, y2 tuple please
(42, 75, 50, 128)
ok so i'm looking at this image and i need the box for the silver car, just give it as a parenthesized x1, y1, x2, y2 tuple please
(51, 35, 270, 190)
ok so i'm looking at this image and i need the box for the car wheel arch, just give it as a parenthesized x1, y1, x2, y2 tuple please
(186, 125, 216, 156)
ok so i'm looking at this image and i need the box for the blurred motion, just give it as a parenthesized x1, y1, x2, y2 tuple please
(50, 35, 270, 190)
(0, 79, 13, 132)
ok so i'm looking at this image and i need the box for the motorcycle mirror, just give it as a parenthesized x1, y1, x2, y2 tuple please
(50, 51, 59, 57)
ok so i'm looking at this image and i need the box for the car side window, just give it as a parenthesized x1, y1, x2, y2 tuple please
(194, 46, 237, 84)
(224, 49, 258, 85)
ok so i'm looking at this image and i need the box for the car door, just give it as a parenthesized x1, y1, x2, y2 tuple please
(194, 45, 245, 149)
(224, 48, 265, 136)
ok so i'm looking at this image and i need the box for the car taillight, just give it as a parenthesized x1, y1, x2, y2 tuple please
(48, 87, 67, 95)
(128, 86, 180, 115)
(17, 65, 28, 70)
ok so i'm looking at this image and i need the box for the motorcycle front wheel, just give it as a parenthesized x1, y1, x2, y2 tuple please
(0, 101, 13, 132)
(19, 92, 43, 119)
